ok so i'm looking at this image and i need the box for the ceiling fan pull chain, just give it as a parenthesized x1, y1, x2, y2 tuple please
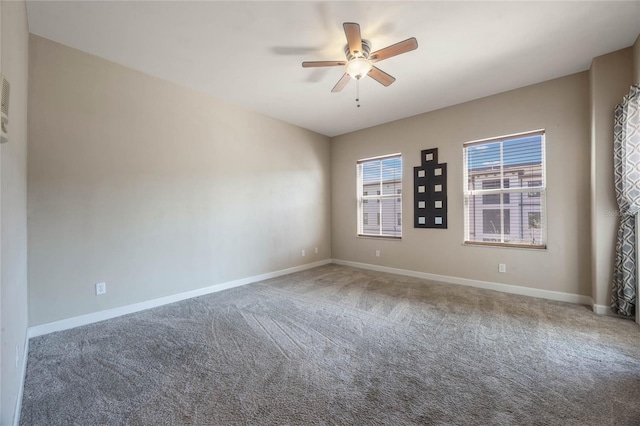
(356, 78, 361, 108)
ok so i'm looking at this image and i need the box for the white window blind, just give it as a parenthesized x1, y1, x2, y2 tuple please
(357, 154, 402, 238)
(463, 131, 546, 248)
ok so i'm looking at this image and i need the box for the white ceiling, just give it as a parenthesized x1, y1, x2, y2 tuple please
(26, 1, 640, 137)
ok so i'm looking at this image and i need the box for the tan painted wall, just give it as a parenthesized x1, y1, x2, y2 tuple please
(590, 48, 633, 307)
(28, 35, 331, 326)
(633, 34, 640, 84)
(0, 1, 29, 424)
(332, 73, 591, 297)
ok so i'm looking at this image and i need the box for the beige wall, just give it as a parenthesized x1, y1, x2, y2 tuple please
(1, 1, 29, 424)
(332, 73, 591, 297)
(28, 35, 331, 325)
(589, 48, 633, 307)
(633, 34, 640, 84)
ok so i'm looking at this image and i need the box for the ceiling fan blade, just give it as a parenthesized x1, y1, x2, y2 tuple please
(331, 74, 351, 92)
(343, 22, 363, 57)
(369, 37, 418, 63)
(302, 61, 346, 68)
(368, 66, 396, 87)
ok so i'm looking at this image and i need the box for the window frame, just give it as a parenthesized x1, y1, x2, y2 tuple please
(463, 130, 546, 249)
(357, 153, 402, 239)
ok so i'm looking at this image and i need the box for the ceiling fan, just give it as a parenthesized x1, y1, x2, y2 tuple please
(302, 22, 418, 94)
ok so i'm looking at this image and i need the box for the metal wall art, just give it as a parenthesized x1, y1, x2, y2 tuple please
(414, 148, 447, 229)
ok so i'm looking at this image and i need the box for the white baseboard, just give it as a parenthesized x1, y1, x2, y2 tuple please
(331, 259, 594, 306)
(13, 334, 29, 426)
(28, 259, 331, 338)
(27, 257, 612, 340)
(592, 304, 611, 315)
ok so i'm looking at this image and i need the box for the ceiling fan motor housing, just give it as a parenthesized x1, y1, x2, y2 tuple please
(344, 39, 371, 60)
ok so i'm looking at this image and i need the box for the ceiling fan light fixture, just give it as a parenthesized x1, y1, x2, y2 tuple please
(346, 58, 372, 80)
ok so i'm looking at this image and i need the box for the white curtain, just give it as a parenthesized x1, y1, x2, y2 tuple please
(612, 84, 640, 316)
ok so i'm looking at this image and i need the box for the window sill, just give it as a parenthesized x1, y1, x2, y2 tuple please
(357, 234, 402, 240)
(463, 241, 546, 251)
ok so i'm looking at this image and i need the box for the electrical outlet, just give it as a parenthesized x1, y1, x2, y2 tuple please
(375, 250, 381, 257)
(315, 247, 318, 254)
(498, 264, 506, 273)
(301, 250, 306, 257)
(96, 282, 106, 295)
(15, 343, 19, 368)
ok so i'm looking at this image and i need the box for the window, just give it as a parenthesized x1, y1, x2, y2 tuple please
(357, 154, 402, 238)
(463, 130, 545, 248)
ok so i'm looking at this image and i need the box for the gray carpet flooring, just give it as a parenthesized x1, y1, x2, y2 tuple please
(20, 264, 640, 425)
